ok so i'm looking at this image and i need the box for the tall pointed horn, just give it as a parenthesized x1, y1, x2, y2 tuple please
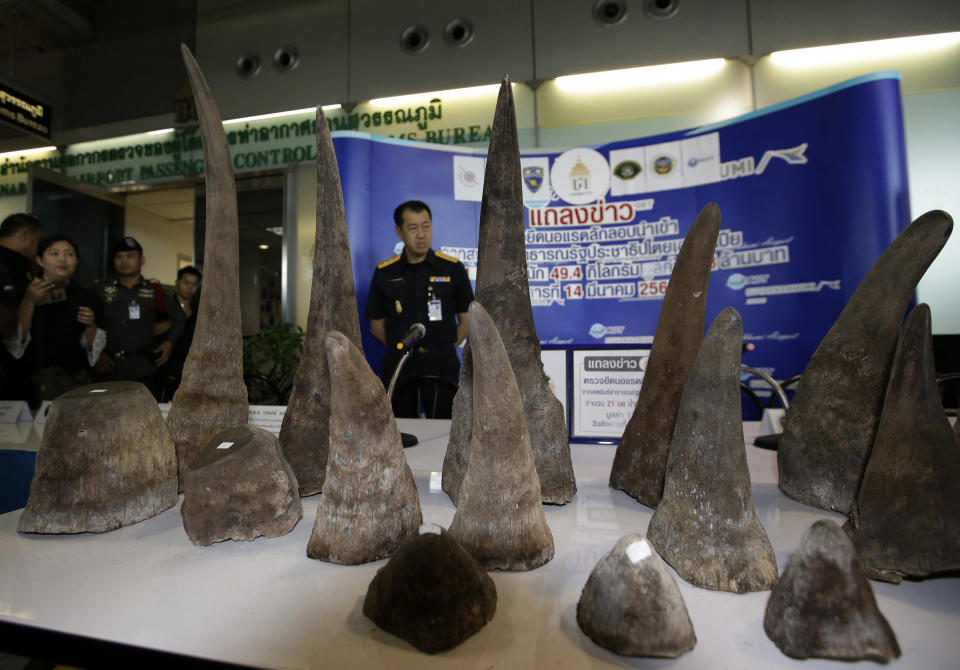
(166, 44, 249, 489)
(610, 201, 721, 508)
(443, 76, 576, 506)
(279, 107, 363, 496)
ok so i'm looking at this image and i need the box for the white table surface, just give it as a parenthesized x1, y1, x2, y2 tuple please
(1, 419, 958, 669)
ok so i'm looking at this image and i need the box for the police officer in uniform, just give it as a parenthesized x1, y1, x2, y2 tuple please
(93, 237, 172, 397)
(366, 200, 473, 418)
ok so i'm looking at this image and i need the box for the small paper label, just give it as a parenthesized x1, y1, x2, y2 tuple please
(247, 405, 286, 436)
(626, 540, 652, 563)
(89, 389, 107, 393)
(419, 523, 442, 536)
(216, 442, 234, 450)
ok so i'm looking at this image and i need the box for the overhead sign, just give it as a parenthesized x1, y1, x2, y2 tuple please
(0, 81, 52, 139)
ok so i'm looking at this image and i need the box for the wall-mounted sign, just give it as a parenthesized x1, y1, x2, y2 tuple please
(0, 81, 52, 139)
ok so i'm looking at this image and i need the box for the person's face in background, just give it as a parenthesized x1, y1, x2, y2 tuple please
(114, 250, 144, 278)
(396, 208, 432, 262)
(176, 272, 200, 302)
(37, 240, 78, 283)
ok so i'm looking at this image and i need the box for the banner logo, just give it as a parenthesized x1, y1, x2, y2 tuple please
(458, 165, 481, 187)
(613, 160, 641, 180)
(523, 166, 544, 192)
(727, 273, 748, 290)
(452, 155, 486, 201)
(570, 157, 590, 191)
(551, 148, 610, 205)
(588, 323, 625, 339)
(755, 143, 808, 175)
(652, 155, 674, 175)
(521, 156, 552, 209)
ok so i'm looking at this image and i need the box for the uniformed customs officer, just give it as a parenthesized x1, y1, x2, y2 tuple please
(93, 237, 172, 398)
(366, 200, 474, 418)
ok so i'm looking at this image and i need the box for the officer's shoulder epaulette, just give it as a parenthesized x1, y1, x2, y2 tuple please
(377, 254, 402, 269)
(433, 250, 462, 264)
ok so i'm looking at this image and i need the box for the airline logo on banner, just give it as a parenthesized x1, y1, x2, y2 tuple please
(453, 132, 722, 204)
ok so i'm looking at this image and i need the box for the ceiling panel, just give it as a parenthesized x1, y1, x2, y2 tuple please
(534, 0, 750, 80)
(195, 0, 348, 118)
(750, 0, 960, 54)
(349, 0, 534, 101)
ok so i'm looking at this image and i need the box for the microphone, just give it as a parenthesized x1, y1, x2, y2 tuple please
(396, 322, 426, 351)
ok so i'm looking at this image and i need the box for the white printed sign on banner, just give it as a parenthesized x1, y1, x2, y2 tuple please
(452, 155, 485, 202)
(609, 146, 647, 196)
(644, 141, 683, 193)
(680, 132, 721, 186)
(572, 349, 648, 439)
(521, 156, 552, 208)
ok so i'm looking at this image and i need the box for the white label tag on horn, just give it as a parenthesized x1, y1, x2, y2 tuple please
(626, 540, 652, 563)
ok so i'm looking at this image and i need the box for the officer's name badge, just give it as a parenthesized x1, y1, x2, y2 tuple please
(429, 276, 451, 283)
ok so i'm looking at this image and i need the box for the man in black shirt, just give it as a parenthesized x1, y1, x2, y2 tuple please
(0, 213, 42, 400)
(157, 265, 201, 401)
(93, 237, 172, 398)
(366, 200, 474, 418)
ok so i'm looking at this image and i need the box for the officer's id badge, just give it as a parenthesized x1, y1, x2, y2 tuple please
(129, 302, 141, 320)
(395, 299, 402, 314)
(427, 298, 442, 322)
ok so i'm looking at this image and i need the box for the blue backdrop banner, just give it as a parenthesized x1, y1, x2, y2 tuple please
(334, 72, 910, 415)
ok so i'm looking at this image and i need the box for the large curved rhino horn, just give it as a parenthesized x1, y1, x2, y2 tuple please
(167, 44, 249, 489)
(778, 210, 952, 513)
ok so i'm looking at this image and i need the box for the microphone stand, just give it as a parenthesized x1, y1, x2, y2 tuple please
(387, 346, 419, 448)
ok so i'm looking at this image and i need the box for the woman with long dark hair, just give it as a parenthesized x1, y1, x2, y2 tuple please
(3, 235, 104, 403)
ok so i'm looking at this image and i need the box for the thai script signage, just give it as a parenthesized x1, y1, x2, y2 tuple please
(0, 89, 501, 198)
(0, 81, 51, 139)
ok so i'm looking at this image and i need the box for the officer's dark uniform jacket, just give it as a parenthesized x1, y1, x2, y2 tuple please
(0, 245, 32, 400)
(365, 248, 474, 386)
(93, 276, 167, 381)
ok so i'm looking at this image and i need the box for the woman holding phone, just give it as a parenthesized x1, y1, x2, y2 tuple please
(3, 235, 104, 403)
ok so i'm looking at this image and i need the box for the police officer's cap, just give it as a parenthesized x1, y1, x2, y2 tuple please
(112, 236, 143, 256)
